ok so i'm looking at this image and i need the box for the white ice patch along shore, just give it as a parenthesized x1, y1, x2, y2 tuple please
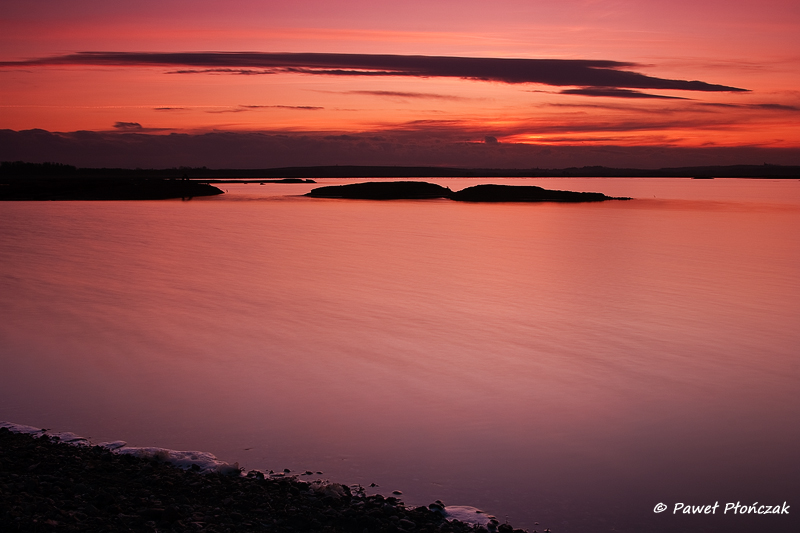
(1, 421, 497, 528)
(0, 421, 240, 475)
(443, 506, 498, 528)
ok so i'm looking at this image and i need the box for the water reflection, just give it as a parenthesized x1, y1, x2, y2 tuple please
(1, 178, 799, 532)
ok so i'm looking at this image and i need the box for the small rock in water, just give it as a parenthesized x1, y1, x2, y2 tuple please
(392, 490, 402, 495)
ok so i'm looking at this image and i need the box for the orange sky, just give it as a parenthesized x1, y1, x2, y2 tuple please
(1, 0, 799, 167)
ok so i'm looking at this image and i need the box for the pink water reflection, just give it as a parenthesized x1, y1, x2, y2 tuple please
(1, 178, 799, 532)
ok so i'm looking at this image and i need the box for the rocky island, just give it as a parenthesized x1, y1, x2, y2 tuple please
(449, 183, 627, 202)
(305, 181, 629, 202)
(305, 181, 452, 200)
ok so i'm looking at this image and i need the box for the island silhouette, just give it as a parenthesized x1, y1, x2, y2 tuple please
(305, 181, 451, 200)
(305, 181, 630, 202)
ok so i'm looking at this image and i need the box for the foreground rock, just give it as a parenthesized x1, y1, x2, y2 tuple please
(305, 181, 452, 200)
(0, 177, 224, 200)
(0, 428, 524, 533)
(450, 184, 627, 202)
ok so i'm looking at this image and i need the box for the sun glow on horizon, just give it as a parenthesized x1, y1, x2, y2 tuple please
(1, 0, 798, 166)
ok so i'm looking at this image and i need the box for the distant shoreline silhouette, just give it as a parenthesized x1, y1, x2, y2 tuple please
(0, 175, 223, 201)
(2, 161, 799, 180)
(2, 161, 797, 200)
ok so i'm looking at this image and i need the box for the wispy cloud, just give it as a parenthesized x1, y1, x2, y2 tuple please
(109, 122, 171, 133)
(559, 87, 690, 99)
(168, 68, 276, 75)
(545, 102, 681, 114)
(344, 90, 470, 101)
(755, 103, 800, 111)
(698, 102, 800, 111)
(206, 108, 249, 114)
(206, 105, 324, 113)
(382, 116, 737, 137)
(241, 105, 324, 110)
(113, 121, 143, 130)
(0, 52, 748, 92)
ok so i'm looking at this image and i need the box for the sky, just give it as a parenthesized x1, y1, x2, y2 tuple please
(1, 0, 799, 168)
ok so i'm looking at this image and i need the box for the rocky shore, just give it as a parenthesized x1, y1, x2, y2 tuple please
(1, 428, 527, 533)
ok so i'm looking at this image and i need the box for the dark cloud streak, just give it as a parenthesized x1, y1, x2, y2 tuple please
(241, 105, 324, 110)
(168, 68, 276, 75)
(207, 105, 324, 113)
(1, 52, 748, 92)
(546, 102, 680, 114)
(755, 103, 800, 111)
(206, 108, 249, 114)
(697, 102, 800, 111)
(345, 90, 469, 101)
(113, 122, 142, 130)
(560, 87, 690, 99)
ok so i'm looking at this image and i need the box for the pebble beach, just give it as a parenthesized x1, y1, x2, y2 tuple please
(0, 426, 527, 533)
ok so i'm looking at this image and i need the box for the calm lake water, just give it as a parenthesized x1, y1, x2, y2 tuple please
(1, 178, 799, 532)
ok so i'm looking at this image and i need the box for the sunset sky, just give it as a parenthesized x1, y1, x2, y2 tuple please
(1, 0, 799, 168)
